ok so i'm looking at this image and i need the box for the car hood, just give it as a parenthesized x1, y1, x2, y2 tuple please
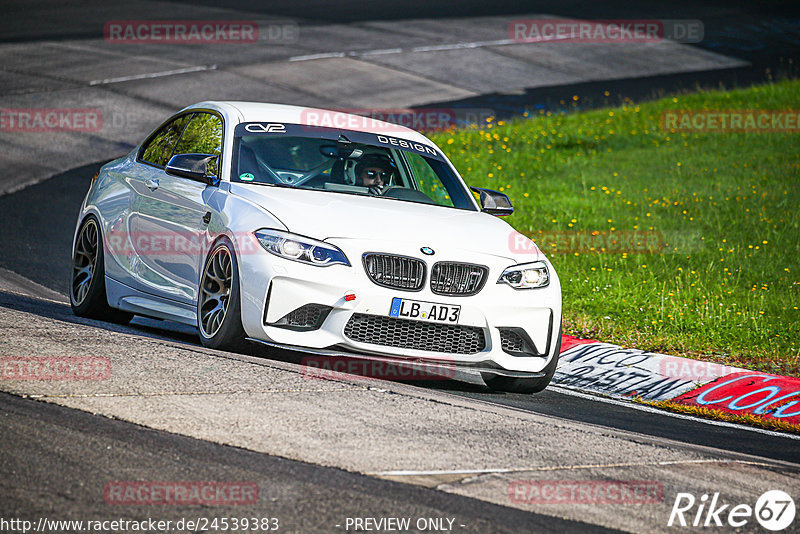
(229, 183, 540, 262)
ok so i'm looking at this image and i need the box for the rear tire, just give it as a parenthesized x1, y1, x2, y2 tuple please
(70, 216, 133, 324)
(197, 238, 247, 351)
(482, 326, 562, 394)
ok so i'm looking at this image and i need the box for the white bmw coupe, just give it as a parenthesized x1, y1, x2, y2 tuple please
(71, 102, 562, 393)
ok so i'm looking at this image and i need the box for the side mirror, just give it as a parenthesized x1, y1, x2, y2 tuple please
(470, 187, 514, 216)
(166, 153, 219, 186)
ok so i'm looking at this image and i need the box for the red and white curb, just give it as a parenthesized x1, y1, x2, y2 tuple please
(554, 336, 800, 425)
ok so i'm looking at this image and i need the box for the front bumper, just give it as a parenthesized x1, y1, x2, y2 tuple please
(237, 238, 562, 374)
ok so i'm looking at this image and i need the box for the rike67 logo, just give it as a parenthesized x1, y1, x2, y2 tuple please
(668, 490, 795, 531)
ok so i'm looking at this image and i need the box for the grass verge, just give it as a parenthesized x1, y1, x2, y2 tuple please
(431, 79, 800, 374)
(635, 398, 800, 435)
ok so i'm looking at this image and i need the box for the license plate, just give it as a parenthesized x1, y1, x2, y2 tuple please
(389, 297, 460, 324)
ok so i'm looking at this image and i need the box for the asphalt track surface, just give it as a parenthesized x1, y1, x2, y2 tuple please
(1, 164, 799, 467)
(1, 288, 798, 533)
(4, 0, 799, 115)
(2, 2, 800, 532)
(2, 391, 613, 533)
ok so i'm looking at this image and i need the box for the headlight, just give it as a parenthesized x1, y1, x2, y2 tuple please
(497, 261, 549, 289)
(254, 229, 350, 267)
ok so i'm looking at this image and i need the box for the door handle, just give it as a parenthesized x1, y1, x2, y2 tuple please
(145, 178, 159, 191)
(202, 211, 212, 225)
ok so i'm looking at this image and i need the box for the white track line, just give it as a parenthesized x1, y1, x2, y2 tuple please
(550, 385, 800, 440)
(289, 52, 346, 62)
(373, 459, 774, 477)
(288, 36, 566, 62)
(89, 65, 217, 86)
(410, 38, 516, 52)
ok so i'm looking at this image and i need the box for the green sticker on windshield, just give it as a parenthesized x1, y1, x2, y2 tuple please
(239, 172, 254, 181)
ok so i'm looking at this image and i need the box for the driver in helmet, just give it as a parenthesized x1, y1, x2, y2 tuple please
(355, 154, 394, 195)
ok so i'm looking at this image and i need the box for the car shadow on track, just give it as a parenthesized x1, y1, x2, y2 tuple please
(0, 289, 497, 394)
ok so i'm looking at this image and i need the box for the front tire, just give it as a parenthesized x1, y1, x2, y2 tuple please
(197, 238, 247, 351)
(482, 326, 562, 394)
(70, 216, 133, 324)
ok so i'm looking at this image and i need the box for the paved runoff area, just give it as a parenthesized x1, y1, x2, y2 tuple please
(0, 7, 745, 196)
(1, 290, 798, 533)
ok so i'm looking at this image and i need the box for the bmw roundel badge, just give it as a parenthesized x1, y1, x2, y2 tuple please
(420, 247, 435, 255)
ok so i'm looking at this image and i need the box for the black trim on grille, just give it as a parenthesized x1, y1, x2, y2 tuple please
(344, 313, 486, 354)
(362, 253, 426, 291)
(430, 262, 489, 296)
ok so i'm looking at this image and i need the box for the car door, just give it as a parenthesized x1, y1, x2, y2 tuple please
(109, 112, 192, 297)
(131, 111, 224, 305)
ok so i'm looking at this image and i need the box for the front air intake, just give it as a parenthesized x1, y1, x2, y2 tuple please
(269, 304, 332, 331)
(344, 313, 486, 354)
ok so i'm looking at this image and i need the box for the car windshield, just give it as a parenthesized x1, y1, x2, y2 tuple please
(231, 122, 476, 210)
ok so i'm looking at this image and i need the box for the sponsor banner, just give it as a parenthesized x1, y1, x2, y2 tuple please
(560, 335, 598, 353)
(672, 373, 800, 423)
(554, 336, 800, 425)
(660, 110, 800, 133)
(104, 481, 258, 505)
(554, 342, 700, 400)
(234, 122, 445, 161)
(1, 356, 111, 381)
(509, 19, 703, 44)
(509, 480, 663, 504)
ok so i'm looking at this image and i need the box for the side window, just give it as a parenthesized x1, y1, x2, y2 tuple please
(405, 153, 454, 207)
(173, 112, 223, 176)
(140, 114, 193, 167)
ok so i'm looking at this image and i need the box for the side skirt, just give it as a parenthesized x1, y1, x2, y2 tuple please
(106, 276, 197, 326)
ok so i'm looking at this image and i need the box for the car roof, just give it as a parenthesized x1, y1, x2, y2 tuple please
(184, 101, 436, 147)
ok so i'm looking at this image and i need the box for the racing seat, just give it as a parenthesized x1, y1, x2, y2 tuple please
(237, 144, 271, 183)
(305, 158, 346, 189)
